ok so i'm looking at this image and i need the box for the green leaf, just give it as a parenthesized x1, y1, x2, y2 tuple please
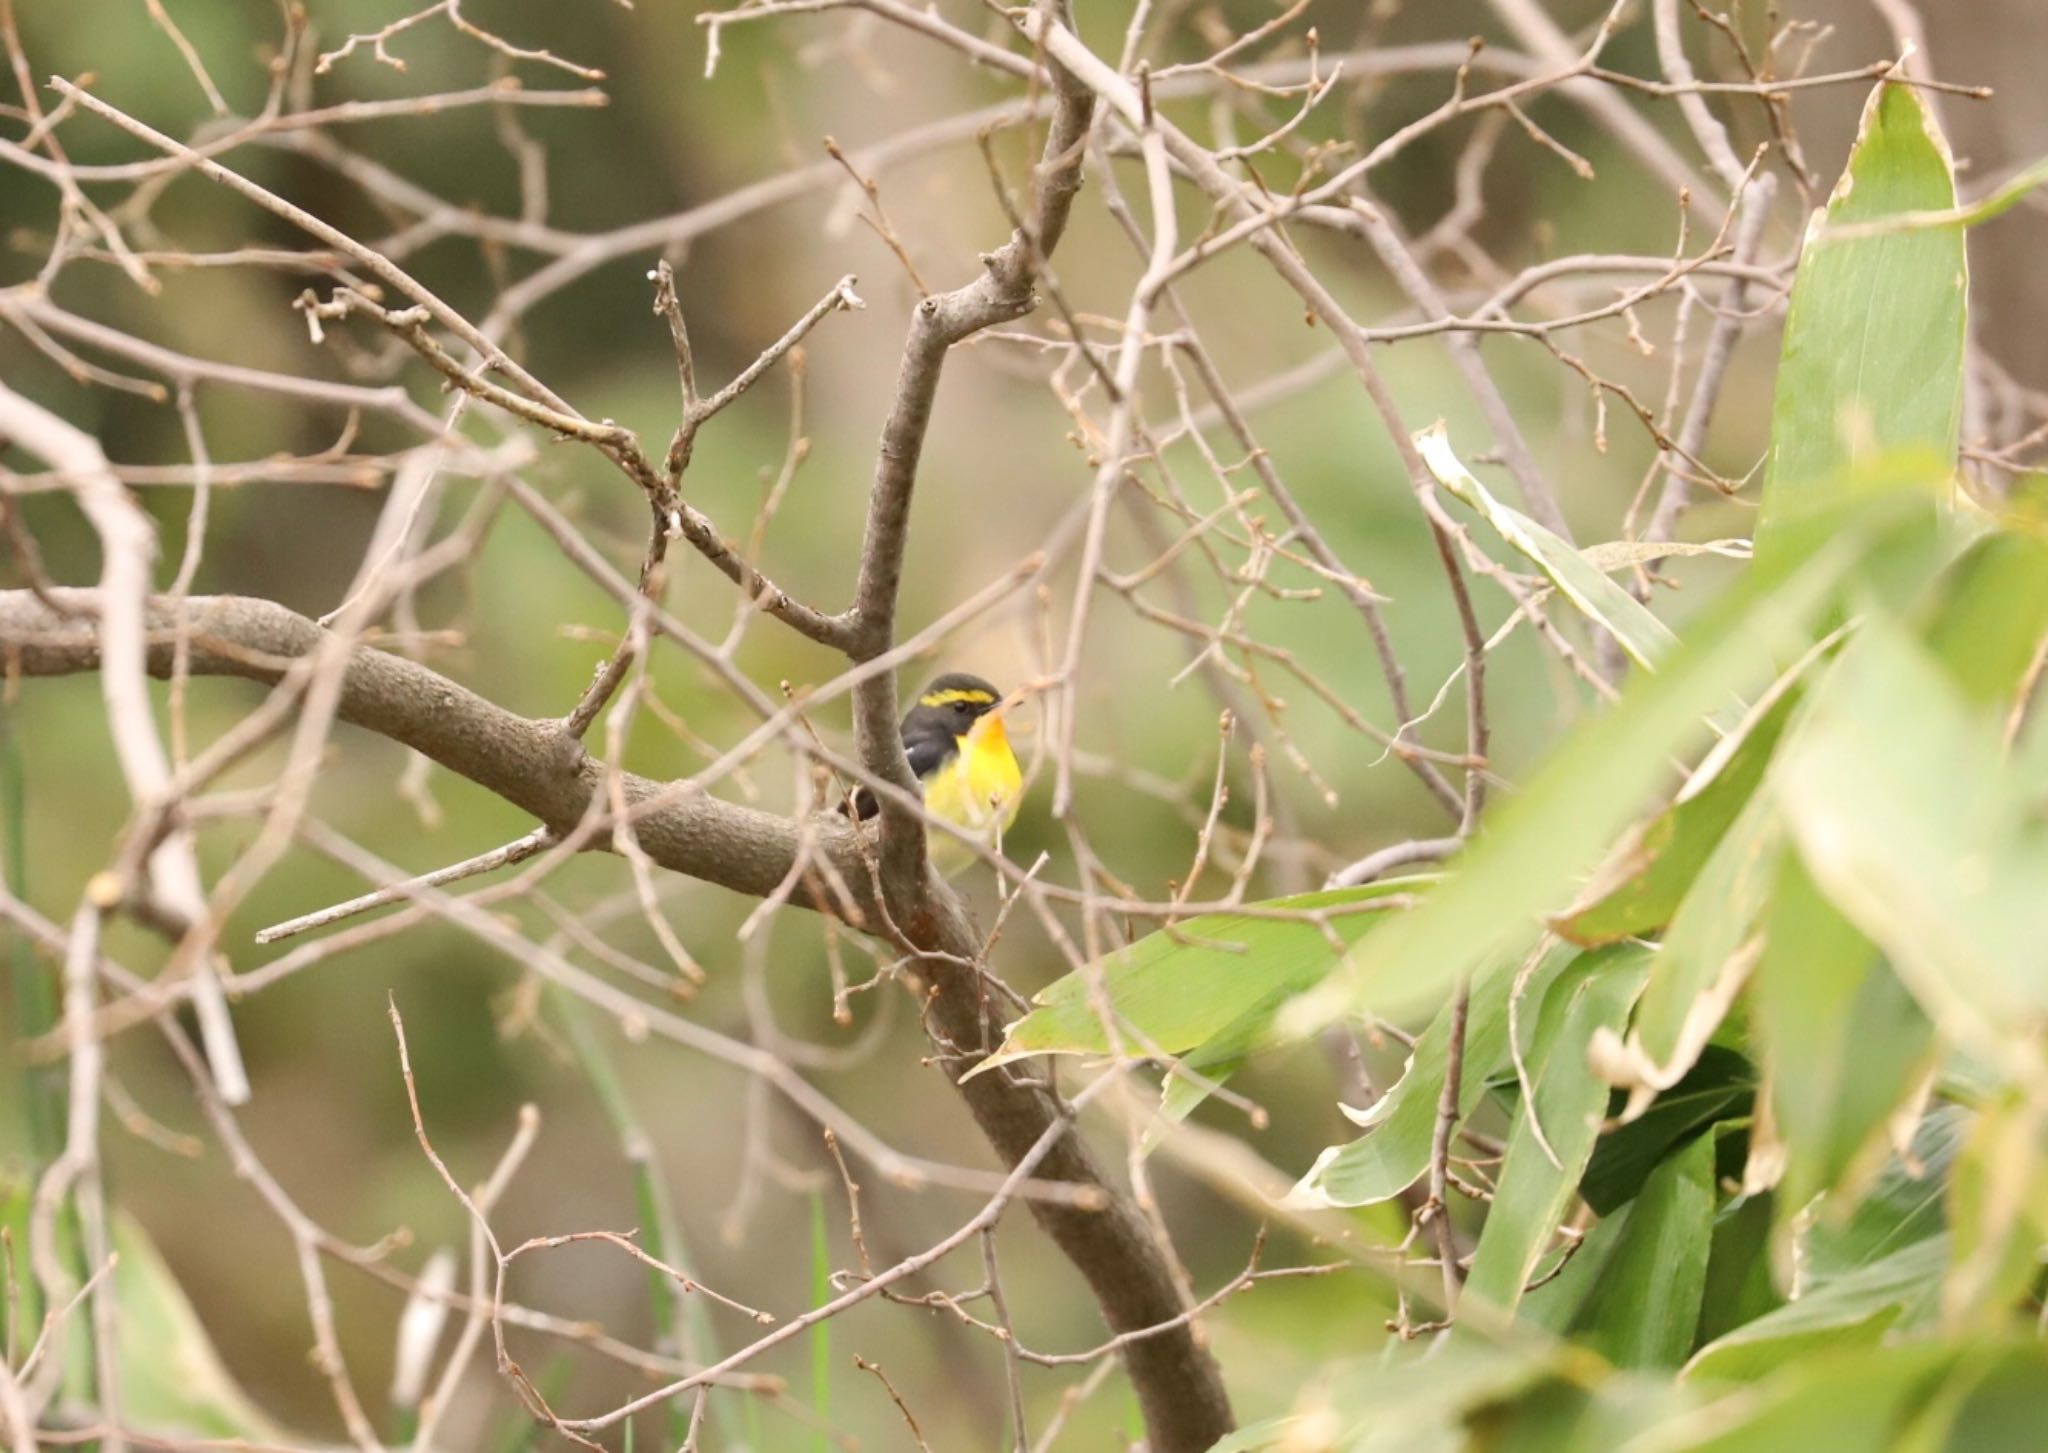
(1669, 1341, 2048, 1453)
(1, 1179, 289, 1441)
(1282, 498, 1919, 1037)
(1944, 1095, 2048, 1330)
(1460, 1372, 1694, 1453)
(1581, 1046, 1755, 1216)
(1518, 1196, 1636, 1336)
(553, 987, 734, 1449)
(1417, 422, 1680, 672)
(1696, 1192, 1784, 1346)
(1556, 653, 1808, 948)
(1752, 851, 1933, 1217)
(1683, 1235, 1947, 1382)
(1917, 531, 2048, 708)
(1571, 1131, 1717, 1369)
(1284, 1340, 1566, 1453)
(1895, 1339, 2048, 1452)
(1803, 1104, 1965, 1288)
(1758, 81, 1965, 566)
(1146, 998, 1265, 1152)
(1590, 790, 1780, 1112)
(112, 1212, 287, 1441)
(1, 708, 62, 1167)
(1463, 948, 1651, 1314)
(982, 881, 1424, 1071)
(1292, 944, 1572, 1208)
(1774, 619, 2048, 1040)
(1822, 153, 2048, 238)
(810, 1191, 831, 1453)
(1670, 1340, 1971, 1452)
(1205, 1415, 1296, 1453)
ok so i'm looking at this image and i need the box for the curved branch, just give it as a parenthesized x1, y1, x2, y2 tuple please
(2, 590, 843, 910)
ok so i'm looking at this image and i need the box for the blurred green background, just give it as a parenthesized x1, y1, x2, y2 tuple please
(2, 1, 2042, 1447)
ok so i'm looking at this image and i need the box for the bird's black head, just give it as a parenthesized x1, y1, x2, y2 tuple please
(903, 672, 1003, 737)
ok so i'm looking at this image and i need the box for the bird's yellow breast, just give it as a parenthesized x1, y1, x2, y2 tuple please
(921, 714, 1021, 867)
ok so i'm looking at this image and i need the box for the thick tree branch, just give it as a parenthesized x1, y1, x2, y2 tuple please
(844, 0, 1096, 891)
(2, 591, 851, 911)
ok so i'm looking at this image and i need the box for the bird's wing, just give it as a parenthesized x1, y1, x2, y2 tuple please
(844, 732, 959, 821)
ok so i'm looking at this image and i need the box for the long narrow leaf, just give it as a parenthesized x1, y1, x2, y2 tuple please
(1758, 81, 1965, 563)
(1944, 1095, 2048, 1330)
(112, 1211, 289, 1441)
(1753, 852, 1932, 1219)
(1557, 647, 1812, 947)
(1571, 1132, 1717, 1369)
(1291, 943, 1573, 1208)
(1463, 948, 1651, 1314)
(981, 880, 1423, 1070)
(1684, 1236, 1948, 1382)
(1776, 621, 2048, 1039)
(1418, 422, 1680, 671)
(1589, 791, 1779, 1112)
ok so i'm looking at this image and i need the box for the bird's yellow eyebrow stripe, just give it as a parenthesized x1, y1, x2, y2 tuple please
(920, 688, 996, 708)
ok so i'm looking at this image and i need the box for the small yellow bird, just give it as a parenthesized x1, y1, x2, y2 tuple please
(848, 672, 1022, 870)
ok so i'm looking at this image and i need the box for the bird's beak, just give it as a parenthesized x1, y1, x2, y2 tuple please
(968, 709, 1012, 748)
(988, 690, 1036, 737)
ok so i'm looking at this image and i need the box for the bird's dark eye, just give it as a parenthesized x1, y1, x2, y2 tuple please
(955, 701, 974, 717)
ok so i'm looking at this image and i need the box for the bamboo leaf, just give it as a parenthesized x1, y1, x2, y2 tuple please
(1519, 1198, 1636, 1336)
(810, 1190, 831, 1453)
(1290, 943, 1572, 1208)
(979, 880, 1423, 1071)
(1752, 851, 1933, 1221)
(1579, 538, 1754, 572)
(1571, 1131, 1717, 1369)
(1683, 1236, 1947, 1382)
(1889, 1340, 2048, 1453)
(1417, 422, 1680, 671)
(1463, 948, 1651, 1314)
(1917, 530, 2048, 707)
(1557, 648, 1811, 948)
(1944, 1096, 2048, 1330)
(1775, 620, 2048, 1039)
(1671, 1340, 1974, 1451)
(553, 988, 729, 1448)
(1587, 793, 1778, 1114)
(1581, 1046, 1755, 1216)
(0, 710, 61, 1166)
(112, 1212, 289, 1441)
(1803, 1104, 1965, 1288)
(1823, 154, 2048, 238)
(1268, 1341, 1567, 1453)
(1758, 81, 1965, 564)
(1205, 1416, 1295, 1453)
(1697, 1192, 1784, 1347)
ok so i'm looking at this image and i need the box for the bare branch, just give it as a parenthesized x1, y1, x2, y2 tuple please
(0, 384, 248, 1106)
(255, 827, 559, 944)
